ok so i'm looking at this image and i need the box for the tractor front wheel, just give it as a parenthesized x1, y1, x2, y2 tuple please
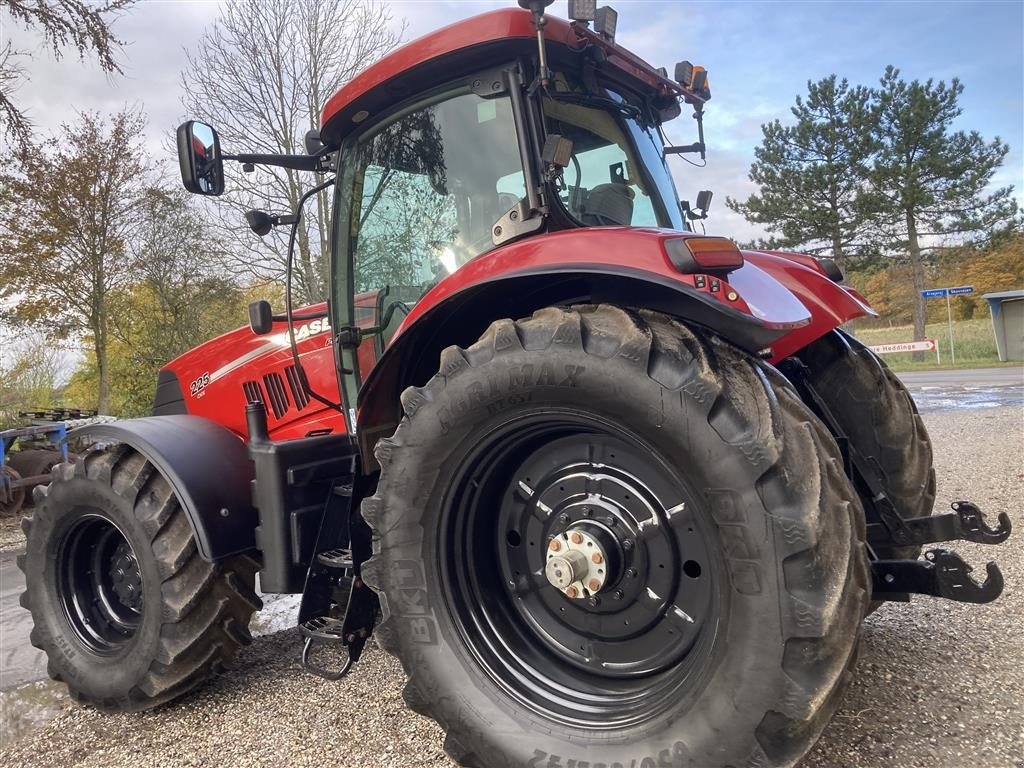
(19, 445, 262, 710)
(363, 305, 869, 768)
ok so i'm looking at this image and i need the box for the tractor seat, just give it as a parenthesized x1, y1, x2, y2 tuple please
(581, 183, 635, 226)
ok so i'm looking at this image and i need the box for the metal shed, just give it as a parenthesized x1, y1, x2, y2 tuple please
(983, 289, 1024, 361)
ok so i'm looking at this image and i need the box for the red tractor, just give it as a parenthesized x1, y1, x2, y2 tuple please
(19, 3, 1010, 766)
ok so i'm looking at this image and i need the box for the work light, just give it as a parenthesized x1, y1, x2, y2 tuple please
(675, 61, 694, 88)
(567, 0, 596, 22)
(594, 6, 617, 41)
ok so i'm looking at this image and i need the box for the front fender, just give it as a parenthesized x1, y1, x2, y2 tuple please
(68, 416, 256, 562)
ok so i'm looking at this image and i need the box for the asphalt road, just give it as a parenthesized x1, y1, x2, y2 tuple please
(897, 367, 1023, 387)
(0, 552, 42, 690)
(1, 374, 1021, 766)
(897, 366, 1022, 412)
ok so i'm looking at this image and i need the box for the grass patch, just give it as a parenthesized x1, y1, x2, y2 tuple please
(851, 318, 1007, 370)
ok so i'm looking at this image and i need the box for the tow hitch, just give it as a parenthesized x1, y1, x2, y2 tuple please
(867, 500, 1010, 604)
(866, 500, 1011, 548)
(872, 548, 1004, 603)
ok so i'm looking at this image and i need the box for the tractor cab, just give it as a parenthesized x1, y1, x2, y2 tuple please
(176, 1, 714, 424)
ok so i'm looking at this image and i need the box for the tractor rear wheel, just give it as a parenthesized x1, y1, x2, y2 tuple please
(19, 445, 262, 710)
(794, 330, 936, 560)
(362, 305, 869, 768)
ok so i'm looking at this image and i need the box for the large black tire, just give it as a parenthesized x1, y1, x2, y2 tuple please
(795, 330, 936, 560)
(362, 305, 870, 768)
(18, 445, 262, 711)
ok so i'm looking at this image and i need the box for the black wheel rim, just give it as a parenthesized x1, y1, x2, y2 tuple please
(58, 514, 143, 654)
(439, 411, 723, 729)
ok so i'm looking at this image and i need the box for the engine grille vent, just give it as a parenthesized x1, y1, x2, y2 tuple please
(285, 365, 310, 410)
(242, 380, 265, 408)
(262, 372, 290, 419)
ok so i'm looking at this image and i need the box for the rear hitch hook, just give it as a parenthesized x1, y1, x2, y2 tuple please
(925, 548, 1005, 604)
(950, 501, 1012, 545)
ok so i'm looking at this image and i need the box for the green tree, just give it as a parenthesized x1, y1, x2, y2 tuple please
(0, 340, 64, 428)
(868, 66, 1016, 342)
(0, 109, 149, 413)
(65, 190, 254, 416)
(727, 75, 875, 263)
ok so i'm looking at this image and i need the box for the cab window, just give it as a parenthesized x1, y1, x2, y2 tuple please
(344, 90, 525, 304)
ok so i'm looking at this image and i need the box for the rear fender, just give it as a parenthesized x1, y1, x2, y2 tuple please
(68, 416, 256, 562)
(356, 229, 875, 466)
(356, 230, 790, 462)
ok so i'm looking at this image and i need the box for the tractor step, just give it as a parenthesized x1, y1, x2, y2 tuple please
(871, 548, 1004, 604)
(867, 500, 1011, 548)
(299, 616, 353, 680)
(317, 547, 353, 570)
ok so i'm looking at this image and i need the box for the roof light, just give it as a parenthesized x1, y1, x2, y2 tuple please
(567, 0, 596, 22)
(664, 237, 745, 274)
(594, 6, 617, 42)
(674, 61, 693, 88)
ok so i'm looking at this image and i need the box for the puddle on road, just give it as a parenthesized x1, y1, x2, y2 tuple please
(909, 385, 1023, 412)
(0, 678, 69, 746)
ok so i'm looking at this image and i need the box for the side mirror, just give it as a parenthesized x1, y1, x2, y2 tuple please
(177, 121, 225, 196)
(695, 189, 713, 212)
(248, 300, 273, 335)
(304, 128, 324, 156)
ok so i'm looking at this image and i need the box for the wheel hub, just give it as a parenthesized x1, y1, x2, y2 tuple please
(545, 525, 615, 598)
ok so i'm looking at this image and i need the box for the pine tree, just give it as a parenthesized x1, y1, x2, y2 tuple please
(868, 66, 1015, 342)
(727, 75, 875, 263)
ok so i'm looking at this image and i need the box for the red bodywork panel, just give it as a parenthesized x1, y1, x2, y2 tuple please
(389, 229, 874, 354)
(160, 232, 875, 442)
(159, 302, 355, 441)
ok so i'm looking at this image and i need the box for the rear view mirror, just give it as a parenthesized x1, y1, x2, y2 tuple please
(177, 121, 224, 196)
(695, 189, 713, 212)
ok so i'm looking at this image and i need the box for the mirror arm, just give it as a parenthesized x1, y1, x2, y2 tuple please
(223, 152, 323, 172)
(271, 309, 327, 322)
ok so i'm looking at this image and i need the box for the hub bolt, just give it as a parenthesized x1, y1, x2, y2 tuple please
(565, 586, 578, 598)
(549, 539, 562, 552)
(587, 578, 601, 593)
(591, 552, 603, 565)
(570, 531, 583, 545)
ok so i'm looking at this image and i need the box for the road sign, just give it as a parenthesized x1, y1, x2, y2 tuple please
(870, 340, 936, 354)
(869, 339, 941, 364)
(921, 285, 975, 363)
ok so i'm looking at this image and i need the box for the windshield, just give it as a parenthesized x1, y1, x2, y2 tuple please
(542, 73, 684, 230)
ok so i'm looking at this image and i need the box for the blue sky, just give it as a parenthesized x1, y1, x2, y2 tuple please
(4, 0, 1022, 243)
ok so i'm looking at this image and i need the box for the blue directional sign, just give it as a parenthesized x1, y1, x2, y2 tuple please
(921, 288, 948, 299)
(949, 285, 975, 295)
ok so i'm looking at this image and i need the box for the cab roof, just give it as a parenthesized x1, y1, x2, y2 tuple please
(319, 8, 682, 146)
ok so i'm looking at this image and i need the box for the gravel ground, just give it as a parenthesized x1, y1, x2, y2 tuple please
(0, 516, 25, 551)
(1, 405, 1021, 767)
